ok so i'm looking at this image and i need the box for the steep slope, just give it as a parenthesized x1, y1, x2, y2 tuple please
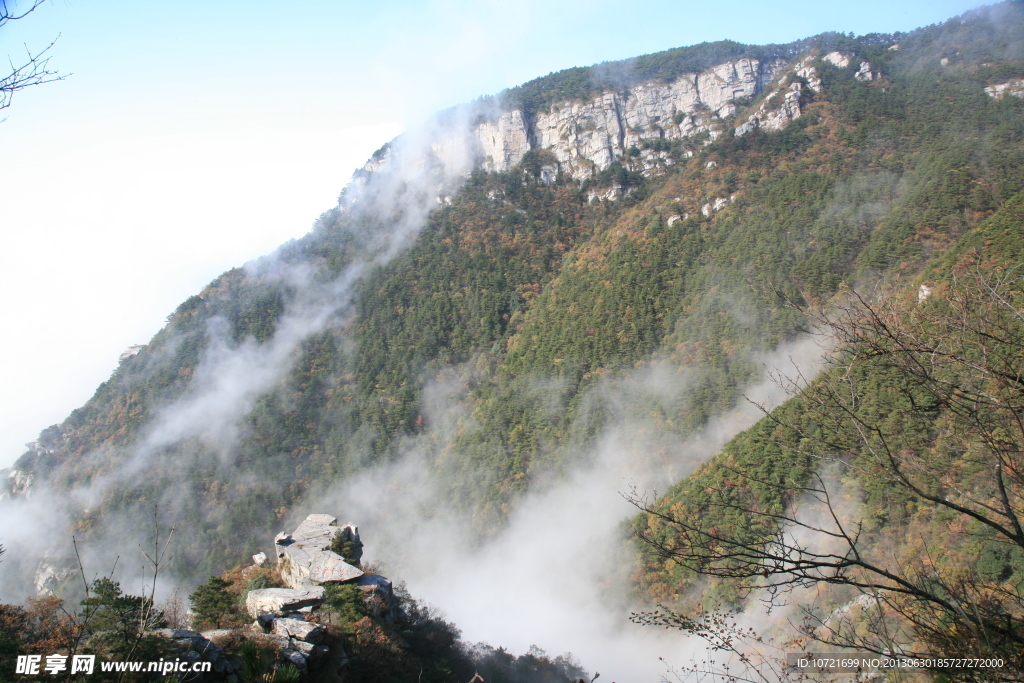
(3, 3, 1024, 620)
(631, 190, 1024, 665)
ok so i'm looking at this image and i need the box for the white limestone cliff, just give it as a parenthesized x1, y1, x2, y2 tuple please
(349, 50, 882, 204)
(360, 57, 789, 186)
(734, 79, 805, 136)
(734, 51, 877, 137)
(0, 467, 33, 502)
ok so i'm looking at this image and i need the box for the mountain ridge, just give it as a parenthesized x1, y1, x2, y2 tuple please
(2, 8, 1023, 674)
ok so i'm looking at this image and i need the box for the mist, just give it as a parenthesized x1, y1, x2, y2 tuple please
(308, 335, 826, 680)
(0, 28, 909, 678)
(0, 104, 490, 601)
(0, 85, 834, 672)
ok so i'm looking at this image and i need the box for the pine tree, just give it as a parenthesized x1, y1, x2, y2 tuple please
(188, 576, 236, 630)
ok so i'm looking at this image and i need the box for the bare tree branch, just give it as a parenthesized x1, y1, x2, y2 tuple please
(0, 1, 65, 114)
(629, 266, 1024, 678)
(0, 0, 46, 27)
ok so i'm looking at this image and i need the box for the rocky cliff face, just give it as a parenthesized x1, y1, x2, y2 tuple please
(360, 51, 877, 188)
(477, 57, 787, 179)
(0, 468, 33, 502)
(366, 57, 791, 185)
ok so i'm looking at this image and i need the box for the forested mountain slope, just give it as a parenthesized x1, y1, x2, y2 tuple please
(632, 190, 1024, 666)
(3, 3, 1024, 633)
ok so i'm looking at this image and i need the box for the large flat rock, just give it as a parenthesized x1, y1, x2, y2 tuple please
(308, 550, 363, 583)
(245, 587, 325, 617)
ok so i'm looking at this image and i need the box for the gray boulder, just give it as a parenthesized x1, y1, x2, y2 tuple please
(272, 617, 326, 644)
(245, 587, 325, 617)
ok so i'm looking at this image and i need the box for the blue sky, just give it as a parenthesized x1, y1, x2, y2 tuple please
(0, 0, 989, 466)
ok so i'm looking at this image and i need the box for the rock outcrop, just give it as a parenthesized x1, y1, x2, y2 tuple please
(734, 78, 805, 136)
(271, 617, 327, 644)
(364, 57, 788, 185)
(985, 79, 1024, 99)
(823, 51, 851, 69)
(118, 344, 145, 361)
(275, 514, 363, 588)
(0, 468, 34, 502)
(147, 625, 339, 680)
(359, 49, 886, 190)
(34, 561, 74, 596)
(854, 61, 874, 82)
(240, 513, 385, 676)
(734, 52, 879, 137)
(146, 629, 236, 679)
(245, 587, 326, 617)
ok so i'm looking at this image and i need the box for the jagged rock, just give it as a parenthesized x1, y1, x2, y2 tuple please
(180, 651, 203, 667)
(245, 587, 325, 617)
(985, 80, 1024, 99)
(150, 628, 217, 651)
(1, 471, 33, 501)
(0, 468, 33, 502)
(701, 196, 733, 217)
(794, 52, 854, 94)
(736, 75, 804, 137)
(855, 61, 874, 81)
(252, 552, 268, 566)
(276, 514, 363, 588)
(34, 561, 73, 596)
(259, 634, 293, 649)
(823, 51, 851, 69)
(272, 617, 326, 644)
(586, 184, 632, 202)
(794, 55, 822, 93)
(292, 641, 315, 657)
